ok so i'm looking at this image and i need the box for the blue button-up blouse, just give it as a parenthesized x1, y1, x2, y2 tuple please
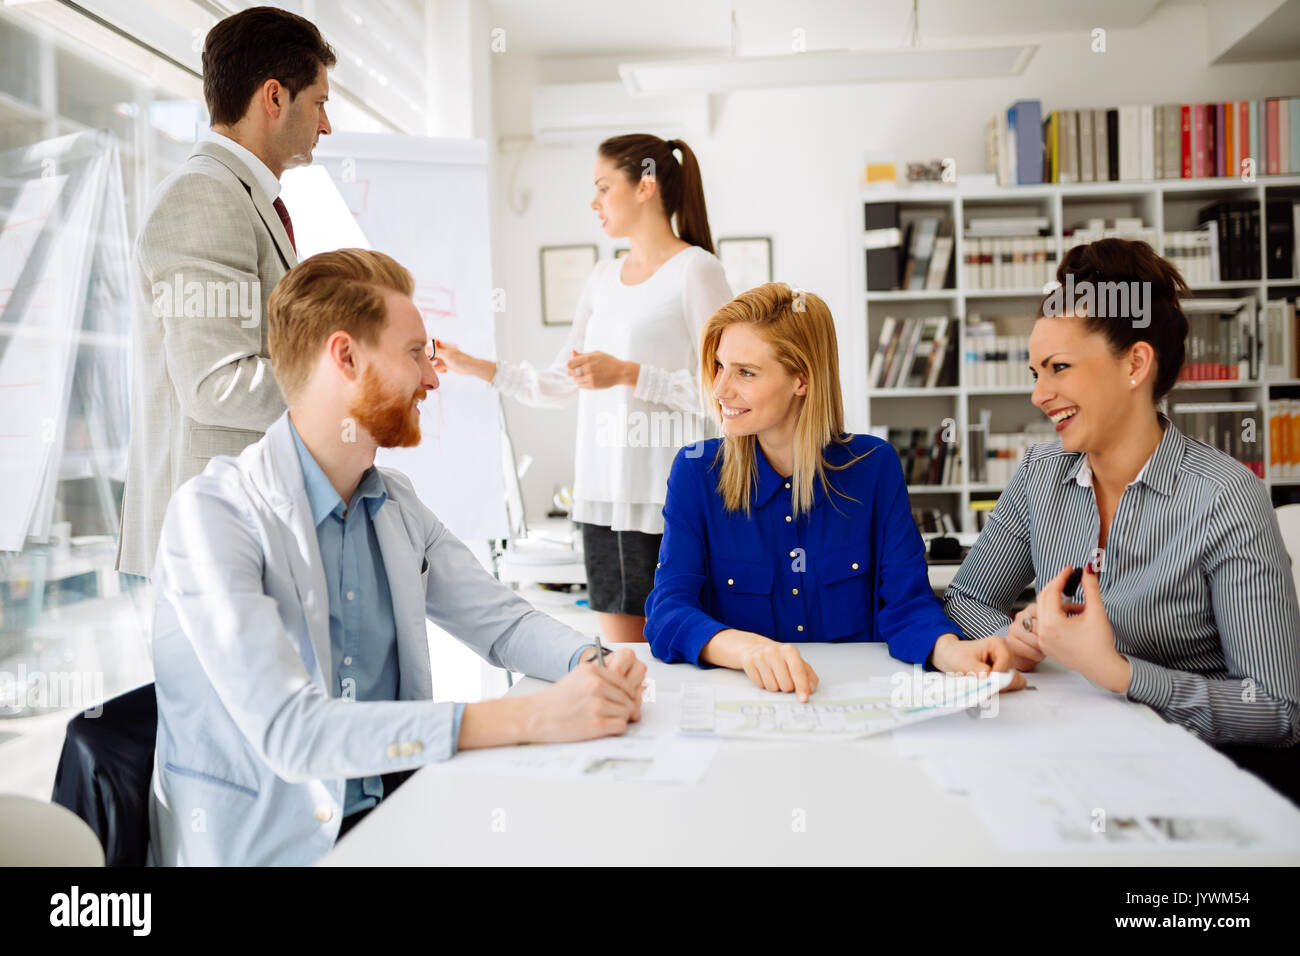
(644, 434, 965, 666)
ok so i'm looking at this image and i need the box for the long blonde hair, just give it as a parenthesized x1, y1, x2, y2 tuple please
(699, 283, 869, 516)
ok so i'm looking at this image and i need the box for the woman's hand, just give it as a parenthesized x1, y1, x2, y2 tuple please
(1005, 604, 1045, 671)
(930, 633, 1027, 691)
(700, 629, 820, 702)
(1036, 564, 1132, 693)
(1005, 595, 1083, 671)
(431, 340, 496, 383)
(566, 349, 638, 390)
(738, 638, 820, 702)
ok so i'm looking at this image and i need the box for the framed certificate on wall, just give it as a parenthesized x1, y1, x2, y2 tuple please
(539, 244, 597, 326)
(717, 236, 773, 295)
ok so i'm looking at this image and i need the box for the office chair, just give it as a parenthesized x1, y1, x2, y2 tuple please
(0, 795, 105, 865)
(50, 681, 158, 866)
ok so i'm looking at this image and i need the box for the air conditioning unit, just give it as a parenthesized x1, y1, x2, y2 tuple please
(531, 82, 708, 147)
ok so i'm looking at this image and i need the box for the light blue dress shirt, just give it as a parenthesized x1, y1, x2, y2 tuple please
(291, 420, 595, 817)
(289, 419, 472, 816)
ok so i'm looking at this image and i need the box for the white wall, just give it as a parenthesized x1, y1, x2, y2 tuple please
(489, 2, 1300, 522)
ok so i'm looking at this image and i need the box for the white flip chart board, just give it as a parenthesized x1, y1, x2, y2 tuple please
(281, 132, 507, 542)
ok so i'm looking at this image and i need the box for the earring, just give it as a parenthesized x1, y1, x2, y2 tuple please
(1130, 379, 1136, 386)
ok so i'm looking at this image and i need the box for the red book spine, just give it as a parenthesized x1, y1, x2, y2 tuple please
(1268, 98, 1280, 175)
(1181, 104, 1192, 177)
(1215, 102, 1225, 177)
(1238, 100, 1249, 175)
(1194, 105, 1207, 178)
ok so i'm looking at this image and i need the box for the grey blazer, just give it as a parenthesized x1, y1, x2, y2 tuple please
(116, 140, 297, 577)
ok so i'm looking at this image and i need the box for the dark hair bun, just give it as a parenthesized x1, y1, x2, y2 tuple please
(1037, 238, 1191, 402)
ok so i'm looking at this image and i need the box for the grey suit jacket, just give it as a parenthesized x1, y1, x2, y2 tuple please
(116, 140, 298, 577)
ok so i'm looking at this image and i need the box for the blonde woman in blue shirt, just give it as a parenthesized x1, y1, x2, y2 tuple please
(645, 282, 1023, 698)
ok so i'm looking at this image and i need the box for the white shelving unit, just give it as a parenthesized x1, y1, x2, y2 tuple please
(854, 174, 1300, 533)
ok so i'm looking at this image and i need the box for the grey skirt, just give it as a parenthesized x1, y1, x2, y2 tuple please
(578, 521, 662, 617)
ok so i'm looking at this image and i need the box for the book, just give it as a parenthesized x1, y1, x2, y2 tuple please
(1237, 100, 1250, 177)
(1281, 96, 1292, 174)
(1266, 201, 1296, 280)
(919, 317, 952, 388)
(1214, 102, 1225, 177)
(1172, 402, 1263, 478)
(1095, 107, 1111, 182)
(1193, 104, 1207, 178)
(904, 216, 940, 291)
(925, 218, 954, 290)
(865, 202, 903, 291)
(1045, 111, 1059, 183)
(868, 315, 898, 388)
(1225, 100, 1235, 178)
(1263, 299, 1298, 380)
(1292, 97, 1300, 173)
(892, 318, 926, 387)
(1119, 105, 1140, 180)
(1010, 99, 1043, 186)
(1079, 108, 1095, 182)
(876, 317, 910, 389)
(1268, 98, 1280, 175)
(1060, 109, 1078, 183)
(1154, 105, 1163, 180)
(1140, 104, 1155, 180)
(1107, 108, 1120, 181)
(1250, 99, 1260, 173)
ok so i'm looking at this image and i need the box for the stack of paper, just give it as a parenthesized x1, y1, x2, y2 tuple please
(895, 670, 1300, 852)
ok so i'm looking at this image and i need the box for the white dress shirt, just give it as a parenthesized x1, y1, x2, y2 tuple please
(201, 128, 281, 203)
(493, 245, 734, 535)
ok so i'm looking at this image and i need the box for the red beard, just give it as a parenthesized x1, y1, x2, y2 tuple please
(349, 363, 424, 448)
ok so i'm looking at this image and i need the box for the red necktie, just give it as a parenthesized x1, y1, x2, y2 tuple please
(272, 196, 296, 254)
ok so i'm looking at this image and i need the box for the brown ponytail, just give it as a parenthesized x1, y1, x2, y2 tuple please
(597, 133, 714, 253)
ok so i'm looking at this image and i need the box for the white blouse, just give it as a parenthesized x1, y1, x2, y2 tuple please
(494, 245, 734, 534)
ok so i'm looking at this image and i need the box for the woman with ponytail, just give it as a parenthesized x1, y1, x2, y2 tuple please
(435, 134, 733, 644)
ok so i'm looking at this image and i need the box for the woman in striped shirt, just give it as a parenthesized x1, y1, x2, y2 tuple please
(944, 239, 1300, 756)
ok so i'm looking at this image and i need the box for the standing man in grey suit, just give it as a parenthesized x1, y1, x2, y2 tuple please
(117, 6, 335, 576)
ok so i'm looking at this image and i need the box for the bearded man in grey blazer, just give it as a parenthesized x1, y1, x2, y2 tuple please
(116, 6, 335, 576)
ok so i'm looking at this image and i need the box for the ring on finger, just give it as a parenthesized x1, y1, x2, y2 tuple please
(1022, 615, 1035, 632)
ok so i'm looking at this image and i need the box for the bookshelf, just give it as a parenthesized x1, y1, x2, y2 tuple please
(855, 174, 1300, 534)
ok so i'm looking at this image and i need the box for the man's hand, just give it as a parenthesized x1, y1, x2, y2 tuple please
(522, 647, 647, 743)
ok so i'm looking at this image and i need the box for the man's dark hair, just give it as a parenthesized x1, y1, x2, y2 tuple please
(202, 6, 336, 127)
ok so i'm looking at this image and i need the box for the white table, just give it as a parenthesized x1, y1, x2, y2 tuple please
(323, 643, 1300, 866)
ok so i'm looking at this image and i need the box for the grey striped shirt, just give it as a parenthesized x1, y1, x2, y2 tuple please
(944, 416, 1300, 747)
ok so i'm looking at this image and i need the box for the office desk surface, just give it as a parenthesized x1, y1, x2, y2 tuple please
(324, 643, 1300, 866)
